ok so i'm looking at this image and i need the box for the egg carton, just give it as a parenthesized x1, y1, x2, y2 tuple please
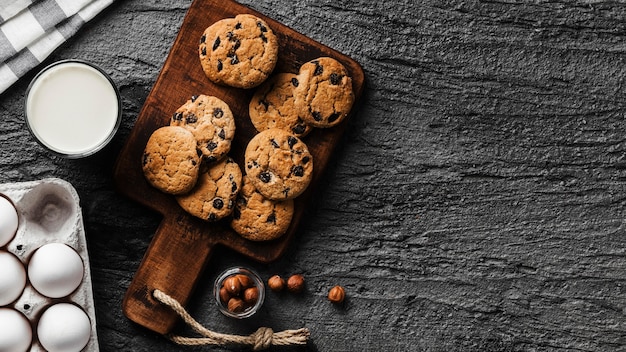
(0, 178, 99, 352)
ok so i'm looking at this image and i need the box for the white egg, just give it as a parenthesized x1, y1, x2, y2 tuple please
(0, 308, 32, 352)
(28, 243, 84, 298)
(37, 303, 91, 352)
(0, 196, 18, 247)
(0, 251, 26, 305)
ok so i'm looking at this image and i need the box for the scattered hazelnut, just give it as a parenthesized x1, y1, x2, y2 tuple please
(223, 276, 241, 296)
(287, 274, 305, 293)
(328, 285, 345, 304)
(267, 275, 285, 292)
(227, 297, 245, 313)
(243, 287, 259, 304)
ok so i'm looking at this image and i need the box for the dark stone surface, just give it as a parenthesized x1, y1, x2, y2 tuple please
(2, 0, 626, 351)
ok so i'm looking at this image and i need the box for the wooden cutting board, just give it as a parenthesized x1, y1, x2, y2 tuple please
(113, 0, 364, 334)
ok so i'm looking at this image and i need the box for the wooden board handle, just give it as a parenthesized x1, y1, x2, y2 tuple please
(122, 211, 217, 334)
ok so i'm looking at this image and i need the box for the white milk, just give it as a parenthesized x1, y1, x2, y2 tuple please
(26, 61, 120, 157)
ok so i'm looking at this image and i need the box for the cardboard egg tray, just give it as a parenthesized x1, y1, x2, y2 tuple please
(0, 178, 99, 352)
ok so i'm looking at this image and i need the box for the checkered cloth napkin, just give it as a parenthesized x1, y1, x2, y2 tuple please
(0, 0, 115, 94)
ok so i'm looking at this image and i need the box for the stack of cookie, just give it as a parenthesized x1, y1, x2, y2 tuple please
(142, 94, 243, 223)
(142, 13, 355, 242)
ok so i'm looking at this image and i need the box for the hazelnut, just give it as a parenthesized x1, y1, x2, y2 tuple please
(267, 275, 285, 292)
(223, 275, 241, 296)
(287, 274, 305, 293)
(328, 285, 345, 304)
(219, 286, 231, 304)
(243, 287, 259, 304)
(227, 297, 245, 313)
(236, 274, 252, 288)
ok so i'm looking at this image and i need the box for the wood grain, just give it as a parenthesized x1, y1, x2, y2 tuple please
(113, 0, 364, 334)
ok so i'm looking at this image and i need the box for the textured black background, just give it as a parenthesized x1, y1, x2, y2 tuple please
(1, 1, 626, 351)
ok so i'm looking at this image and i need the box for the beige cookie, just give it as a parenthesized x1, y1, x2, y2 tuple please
(245, 128, 313, 200)
(176, 157, 242, 221)
(170, 94, 235, 163)
(249, 73, 312, 137)
(199, 14, 278, 89)
(231, 175, 294, 241)
(142, 126, 201, 195)
(294, 57, 354, 128)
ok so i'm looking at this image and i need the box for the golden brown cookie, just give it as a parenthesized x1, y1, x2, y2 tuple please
(293, 57, 354, 128)
(199, 14, 278, 89)
(170, 95, 235, 163)
(176, 157, 243, 221)
(244, 128, 313, 200)
(142, 126, 201, 195)
(249, 73, 312, 137)
(231, 175, 294, 241)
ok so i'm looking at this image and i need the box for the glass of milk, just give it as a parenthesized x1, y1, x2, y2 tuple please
(25, 60, 121, 158)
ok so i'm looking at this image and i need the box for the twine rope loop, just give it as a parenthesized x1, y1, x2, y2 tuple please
(152, 289, 309, 350)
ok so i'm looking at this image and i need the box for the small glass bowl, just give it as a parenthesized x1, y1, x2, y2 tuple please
(213, 267, 265, 319)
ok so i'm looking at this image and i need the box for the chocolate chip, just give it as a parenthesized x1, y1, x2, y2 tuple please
(208, 213, 217, 221)
(260, 33, 267, 43)
(292, 165, 304, 177)
(207, 141, 217, 151)
(266, 212, 276, 224)
(191, 95, 198, 102)
(201, 46, 206, 56)
(230, 53, 239, 65)
(330, 73, 341, 85)
(228, 199, 234, 209)
(235, 22, 242, 29)
(213, 37, 220, 51)
(259, 171, 271, 183)
(292, 124, 306, 135)
(257, 21, 267, 32)
(312, 111, 322, 121)
(233, 39, 241, 51)
(213, 198, 224, 209)
(172, 112, 183, 121)
(260, 99, 269, 110)
(282, 188, 290, 197)
(204, 155, 217, 163)
(302, 156, 310, 164)
(288, 136, 298, 148)
(271, 139, 279, 148)
(191, 160, 197, 166)
(231, 181, 238, 192)
(197, 149, 203, 157)
(227, 31, 236, 41)
(217, 60, 223, 71)
(291, 77, 299, 87)
(218, 129, 226, 139)
(213, 107, 224, 118)
(200, 34, 206, 44)
(328, 112, 341, 123)
(313, 61, 323, 76)
(186, 114, 198, 124)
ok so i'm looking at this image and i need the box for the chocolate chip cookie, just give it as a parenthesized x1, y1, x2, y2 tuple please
(142, 126, 201, 195)
(245, 128, 313, 200)
(231, 175, 294, 241)
(249, 73, 312, 137)
(170, 94, 235, 163)
(176, 157, 243, 221)
(199, 14, 278, 89)
(293, 57, 354, 128)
